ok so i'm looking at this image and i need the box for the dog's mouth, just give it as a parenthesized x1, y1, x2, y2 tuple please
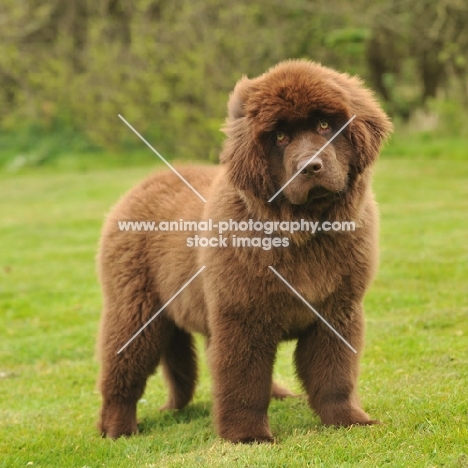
(298, 187, 339, 206)
(280, 181, 345, 206)
(307, 187, 334, 201)
(281, 188, 337, 206)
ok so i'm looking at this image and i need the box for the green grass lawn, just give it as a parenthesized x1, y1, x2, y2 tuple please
(1, 157, 467, 467)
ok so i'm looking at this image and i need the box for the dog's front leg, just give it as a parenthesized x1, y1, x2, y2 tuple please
(294, 301, 378, 426)
(208, 308, 280, 443)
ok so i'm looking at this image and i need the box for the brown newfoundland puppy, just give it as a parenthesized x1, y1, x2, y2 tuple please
(97, 60, 392, 443)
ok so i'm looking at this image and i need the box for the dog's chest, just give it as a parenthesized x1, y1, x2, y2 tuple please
(269, 241, 349, 335)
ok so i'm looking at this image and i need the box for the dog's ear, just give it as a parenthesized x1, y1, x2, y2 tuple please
(346, 77, 393, 173)
(226, 75, 250, 119)
(220, 77, 274, 200)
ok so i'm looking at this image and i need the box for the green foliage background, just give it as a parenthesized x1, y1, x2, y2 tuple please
(0, 0, 467, 166)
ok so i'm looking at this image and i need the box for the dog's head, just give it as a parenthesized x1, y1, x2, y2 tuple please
(220, 60, 392, 207)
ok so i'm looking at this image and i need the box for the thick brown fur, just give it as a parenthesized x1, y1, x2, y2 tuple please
(96, 60, 392, 443)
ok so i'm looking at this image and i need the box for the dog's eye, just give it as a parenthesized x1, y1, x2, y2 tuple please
(276, 131, 289, 145)
(318, 120, 331, 132)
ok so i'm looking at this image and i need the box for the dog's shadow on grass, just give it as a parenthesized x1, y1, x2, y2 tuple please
(138, 401, 212, 434)
(138, 395, 321, 440)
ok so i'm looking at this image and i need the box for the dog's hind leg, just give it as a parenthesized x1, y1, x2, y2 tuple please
(160, 326, 198, 410)
(271, 381, 297, 400)
(97, 296, 174, 439)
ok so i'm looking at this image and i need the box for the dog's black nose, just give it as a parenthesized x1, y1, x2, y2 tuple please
(299, 157, 323, 176)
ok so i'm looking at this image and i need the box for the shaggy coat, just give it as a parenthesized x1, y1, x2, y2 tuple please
(97, 60, 392, 443)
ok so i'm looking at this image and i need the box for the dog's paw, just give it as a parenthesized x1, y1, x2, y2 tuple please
(98, 402, 138, 439)
(319, 404, 379, 427)
(271, 381, 299, 400)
